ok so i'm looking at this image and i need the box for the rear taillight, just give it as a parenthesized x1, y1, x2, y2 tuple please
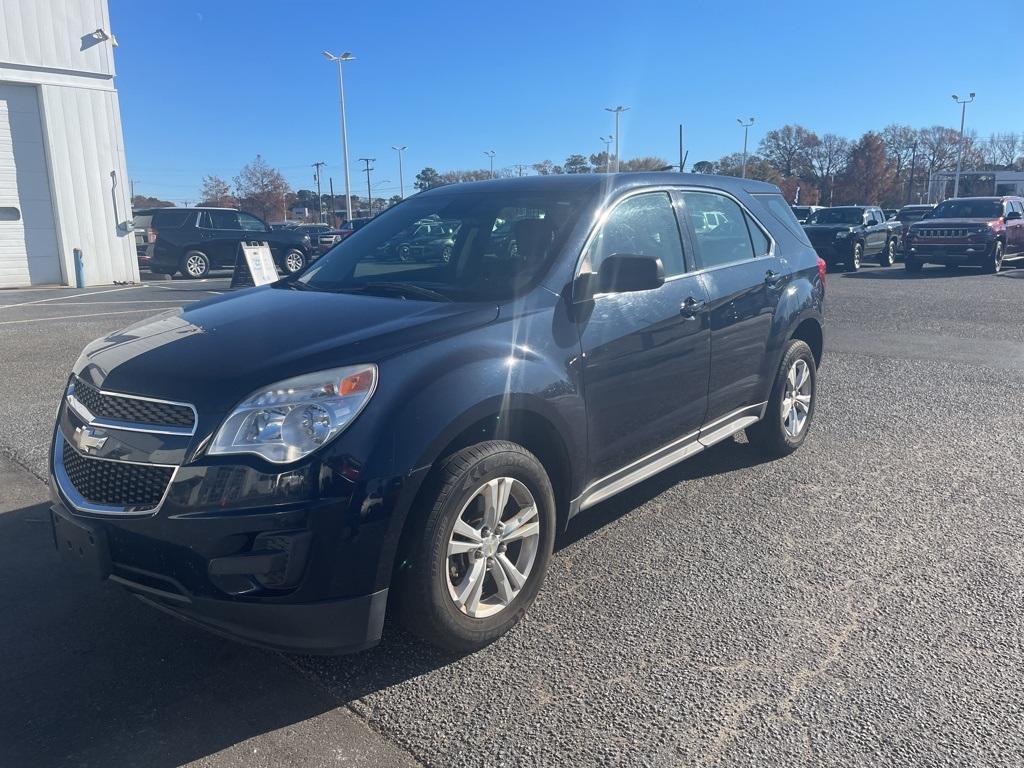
(147, 227, 157, 243)
(817, 256, 827, 291)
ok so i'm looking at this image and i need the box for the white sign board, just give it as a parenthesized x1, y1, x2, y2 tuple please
(242, 243, 279, 286)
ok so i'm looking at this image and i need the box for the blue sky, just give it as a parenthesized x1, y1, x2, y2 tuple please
(110, 0, 1022, 205)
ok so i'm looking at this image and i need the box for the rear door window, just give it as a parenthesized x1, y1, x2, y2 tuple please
(209, 210, 241, 230)
(681, 191, 755, 269)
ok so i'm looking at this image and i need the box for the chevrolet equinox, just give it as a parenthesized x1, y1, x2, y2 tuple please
(50, 174, 825, 654)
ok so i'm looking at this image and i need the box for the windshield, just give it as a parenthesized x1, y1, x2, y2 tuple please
(294, 187, 593, 301)
(898, 208, 931, 222)
(807, 208, 863, 225)
(792, 207, 811, 218)
(929, 199, 1004, 219)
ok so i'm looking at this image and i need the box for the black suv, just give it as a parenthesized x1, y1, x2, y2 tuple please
(136, 207, 313, 279)
(803, 206, 901, 270)
(50, 174, 825, 654)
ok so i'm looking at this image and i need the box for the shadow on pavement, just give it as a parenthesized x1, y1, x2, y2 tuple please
(0, 497, 443, 768)
(838, 264, 1024, 280)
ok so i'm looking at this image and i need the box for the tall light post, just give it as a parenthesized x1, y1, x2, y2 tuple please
(605, 107, 629, 172)
(952, 92, 975, 198)
(391, 145, 407, 198)
(323, 51, 355, 222)
(484, 150, 496, 178)
(600, 135, 613, 172)
(737, 117, 755, 178)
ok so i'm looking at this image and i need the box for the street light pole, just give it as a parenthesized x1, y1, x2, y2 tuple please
(323, 51, 355, 222)
(391, 145, 407, 198)
(600, 135, 613, 173)
(952, 92, 975, 199)
(737, 117, 755, 179)
(484, 150, 496, 178)
(359, 158, 375, 216)
(605, 107, 629, 172)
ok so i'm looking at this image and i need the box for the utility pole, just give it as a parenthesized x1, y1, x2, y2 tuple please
(359, 158, 375, 216)
(604, 107, 629, 172)
(513, 163, 527, 177)
(952, 92, 975, 198)
(484, 150, 496, 178)
(737, 117, 755, 178)
(391, 145, 407, 198)
(130, 178, 137, 200)
(312, 161, 326, 222)
(906, 142, 918, 206)
(679, 124, 684, 173)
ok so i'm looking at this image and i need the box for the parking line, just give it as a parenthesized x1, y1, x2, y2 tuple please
(9, 300, 198, 307)
(0, 308, 161, 326)
(0, 285, 139, 310)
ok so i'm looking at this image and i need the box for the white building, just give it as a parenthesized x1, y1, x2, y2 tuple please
(0, 0, 136, 288)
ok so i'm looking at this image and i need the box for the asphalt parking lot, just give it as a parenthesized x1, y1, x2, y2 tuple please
(2, 264, 1024, 767)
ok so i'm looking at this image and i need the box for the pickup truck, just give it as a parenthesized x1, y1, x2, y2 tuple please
(802, 205, 901, 271)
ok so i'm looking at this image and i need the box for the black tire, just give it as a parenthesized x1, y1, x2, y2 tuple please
(282, 249, 306, 274)
(846, 242, 863, 272)
(393, 441, 556, 653)
(746, 339, 817, 459)
(440, 245, 453, 263)
(879, 238, 896, 267)
(905, 258, 923, 273)
(984, 241, 1004, 274)
(180, 250, 210, 279)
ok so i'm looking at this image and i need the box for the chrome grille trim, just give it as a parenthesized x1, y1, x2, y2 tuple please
(68, 377, 197, 436)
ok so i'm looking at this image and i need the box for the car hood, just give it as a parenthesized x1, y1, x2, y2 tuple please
(77, 285, 499, 410)
(910, 217, 996, 227)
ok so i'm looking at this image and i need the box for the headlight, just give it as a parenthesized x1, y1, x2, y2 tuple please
(209, 364, 377, 463)
(835, 231, 850, 238)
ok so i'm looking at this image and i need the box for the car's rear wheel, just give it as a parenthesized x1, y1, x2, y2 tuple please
(746, 339, 816, 459)
(398, 243, 413, 262)
(847, 242, 863, 272)
(984, 241, 1004, 274)
(879, 238, 895, 267)
(394, 441, 555, 652)
(440, 245, 453, 263)
(181, 251, 210, 279)
(283, 249, 306, 274)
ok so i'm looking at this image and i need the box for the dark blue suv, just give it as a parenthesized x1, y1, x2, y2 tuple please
(49, 174, 825, 654)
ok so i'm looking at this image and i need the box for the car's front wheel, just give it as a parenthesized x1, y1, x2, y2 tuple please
(282, 249, 307, 274)
(847, 242, 863, 272)
(746, 339, 817, 458)
(879, 238, 896, 267)
(394, 441, 556, 652)
(985, 241, 1004, 274)
(181, 251, 210, 279)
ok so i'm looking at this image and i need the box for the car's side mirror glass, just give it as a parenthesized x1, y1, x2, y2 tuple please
(596, 254, 665, 294)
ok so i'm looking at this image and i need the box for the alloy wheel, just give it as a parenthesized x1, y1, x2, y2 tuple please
(185, 254, 207, 277)
(446, 477, 540, 619)
(781, 358, 813, 438)
(285, 251, 304, 273)
(851, 244, 862, 270)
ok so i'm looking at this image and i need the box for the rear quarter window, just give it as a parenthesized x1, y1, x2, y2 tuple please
(152, 209, 195, 229)
(752, 193, 810, 245)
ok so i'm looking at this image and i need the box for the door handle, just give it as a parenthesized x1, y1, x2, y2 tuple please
(680, 296, 705, 317)
(764, 269, 784, 287)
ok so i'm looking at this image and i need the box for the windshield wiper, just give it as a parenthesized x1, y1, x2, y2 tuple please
(340, 282, 453, 302)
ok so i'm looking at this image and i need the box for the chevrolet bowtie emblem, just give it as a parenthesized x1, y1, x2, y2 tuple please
(73, 425, 108, 454)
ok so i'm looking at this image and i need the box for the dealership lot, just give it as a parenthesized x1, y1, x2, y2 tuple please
(2, 266, 1024, 766)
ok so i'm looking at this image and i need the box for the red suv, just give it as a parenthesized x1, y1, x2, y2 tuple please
(904, 196, 1024, 273)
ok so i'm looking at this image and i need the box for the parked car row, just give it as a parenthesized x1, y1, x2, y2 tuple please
(795, 196, 1024, 273)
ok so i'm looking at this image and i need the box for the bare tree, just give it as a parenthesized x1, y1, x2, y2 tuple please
(758, 125, 819, 177)
(984, 132, 1021, 169)
(532, 160, 564, 175)
(233, 155, 290, 221)
(618, 156, 671, 172)
(199, 175, 234, 208)
(881, 124, 919, 180)
(808, 133, 851, 206)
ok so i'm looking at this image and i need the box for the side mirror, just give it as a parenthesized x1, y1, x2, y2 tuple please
(597, 254, 665, 294)
(1006, 211, 1022, 221)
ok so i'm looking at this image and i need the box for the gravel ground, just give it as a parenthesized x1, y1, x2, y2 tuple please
(2, 263, 1023, 766)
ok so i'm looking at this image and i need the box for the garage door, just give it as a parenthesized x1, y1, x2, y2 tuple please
(0, 83, 61, 287)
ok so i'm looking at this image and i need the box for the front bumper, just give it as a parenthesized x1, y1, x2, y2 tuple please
(905, 240, 995, 264)
(809, 240, 854, 262)
(49, 488, 388, 654)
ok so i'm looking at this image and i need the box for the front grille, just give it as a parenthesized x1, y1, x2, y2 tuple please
(916, 228, 969, 238)
(62, 445, 173, 508)
(74, 377, 195, 429)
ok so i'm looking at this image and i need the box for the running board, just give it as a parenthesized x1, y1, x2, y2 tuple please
(570, 404, 765, 516)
